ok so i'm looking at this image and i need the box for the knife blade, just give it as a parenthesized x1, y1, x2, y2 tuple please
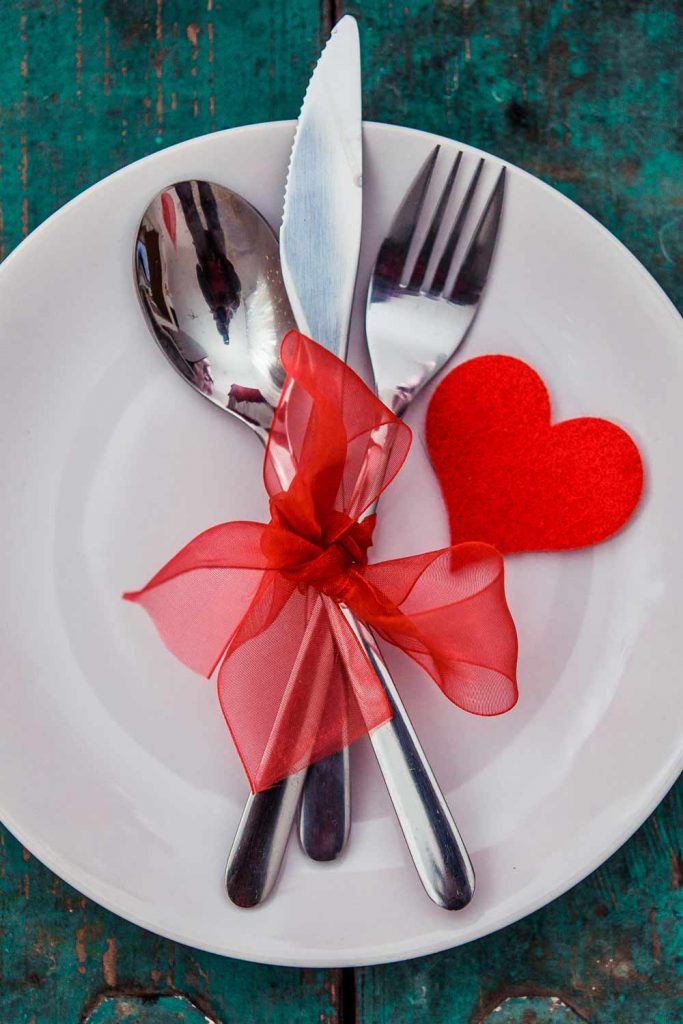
(280, 14, 362, 357)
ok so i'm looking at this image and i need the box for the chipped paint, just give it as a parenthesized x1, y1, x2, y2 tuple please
(102, 937, 117, 988)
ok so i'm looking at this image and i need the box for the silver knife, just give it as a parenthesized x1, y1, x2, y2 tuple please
(225, 17, 361, 905)
(282, 14, 362, 862)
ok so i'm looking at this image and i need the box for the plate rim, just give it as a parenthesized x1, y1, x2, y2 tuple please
(0, 119, 681, 968)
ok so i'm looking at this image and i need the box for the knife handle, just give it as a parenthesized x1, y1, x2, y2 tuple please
(299, 747, 350, 861)
(342, 608, 475, 910)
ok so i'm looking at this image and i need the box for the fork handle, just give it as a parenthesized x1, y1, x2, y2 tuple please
(344, 609, 475, 910)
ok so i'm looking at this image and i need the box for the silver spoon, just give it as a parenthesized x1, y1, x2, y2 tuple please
(135, 180, 304, 907)
(135, 179, 291, 442)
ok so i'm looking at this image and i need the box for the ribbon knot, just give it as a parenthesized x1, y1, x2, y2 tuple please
(125, 333, 518, 793)
(262, 495, 376, 602)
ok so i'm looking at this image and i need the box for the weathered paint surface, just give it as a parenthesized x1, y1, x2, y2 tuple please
(0, 2, 680, 1022)
(357, 782, 682, 1022)
(84, 992, 221, 1024)
(479, 995, 584, 1022)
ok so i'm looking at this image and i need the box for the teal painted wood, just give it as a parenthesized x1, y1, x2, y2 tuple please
(0, 0, 326, 256)
(84, 993, 222, 1023)
(357, 785, 682, 1023)
(0, 825, 339, 1023)
(349, 0, 681, 311)
(0, 2, 680, 1022)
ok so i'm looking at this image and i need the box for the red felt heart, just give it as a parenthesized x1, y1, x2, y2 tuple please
(425, 355, 644, 553)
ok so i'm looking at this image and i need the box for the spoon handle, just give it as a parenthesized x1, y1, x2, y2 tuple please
(226, 771, 306, 907)
(225, 599, 332, 905)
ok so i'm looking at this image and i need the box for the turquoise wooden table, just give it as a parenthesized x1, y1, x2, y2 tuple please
(0, 2, 680, 1021)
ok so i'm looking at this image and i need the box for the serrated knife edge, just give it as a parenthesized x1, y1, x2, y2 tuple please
(280, 15, 362, 358)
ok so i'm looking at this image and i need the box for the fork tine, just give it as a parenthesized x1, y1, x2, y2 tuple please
(448, 166, 506, 305)
(373, 145, 440, 285)
(429, 157, 485, 297)
(406, 152, 462, 291)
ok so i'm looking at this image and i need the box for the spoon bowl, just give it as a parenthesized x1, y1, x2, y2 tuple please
(135, 179, 295, 441)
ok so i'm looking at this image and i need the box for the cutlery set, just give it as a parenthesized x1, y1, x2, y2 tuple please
(135, 16, 505, 908)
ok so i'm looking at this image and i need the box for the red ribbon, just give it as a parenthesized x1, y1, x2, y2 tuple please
(125, 333, 518, 792)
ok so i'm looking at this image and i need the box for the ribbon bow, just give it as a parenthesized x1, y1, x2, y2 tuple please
(125, 333, 518, 792)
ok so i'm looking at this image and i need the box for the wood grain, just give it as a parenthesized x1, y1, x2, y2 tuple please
(345, 0, 681, 307)
(0, 1, 680, 1021)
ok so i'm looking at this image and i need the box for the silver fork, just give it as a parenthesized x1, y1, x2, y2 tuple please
(367, 144, 506, 415)
(300, 145, 507, 901)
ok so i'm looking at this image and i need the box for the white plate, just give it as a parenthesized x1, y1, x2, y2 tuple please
(0, 122, 681, 968)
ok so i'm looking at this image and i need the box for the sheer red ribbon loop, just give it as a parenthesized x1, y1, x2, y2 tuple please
(125, 332, 518, 792)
